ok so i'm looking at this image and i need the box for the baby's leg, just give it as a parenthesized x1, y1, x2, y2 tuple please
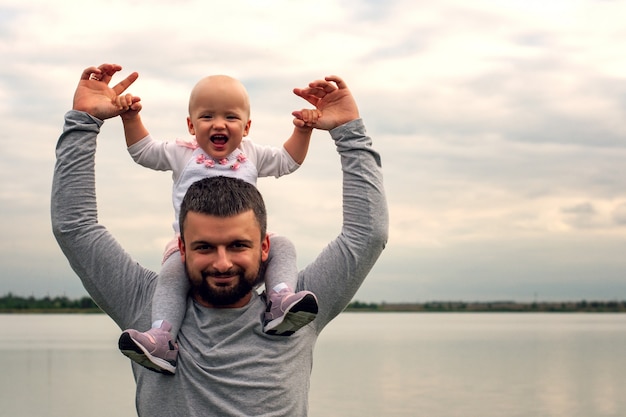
(264, 234, 298, 292)
(152, 250, 189, 339)
(263, 234, 318, 336)
(118, 239, 185, 375)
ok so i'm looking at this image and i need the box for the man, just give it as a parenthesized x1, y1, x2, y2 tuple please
(51, 63, 388, 416)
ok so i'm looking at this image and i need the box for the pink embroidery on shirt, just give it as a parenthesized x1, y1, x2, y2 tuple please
(194, 152, 247, 170)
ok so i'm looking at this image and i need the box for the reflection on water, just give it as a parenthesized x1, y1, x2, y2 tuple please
(309, 313, 626, 417)
(0, 315, 136, 417)
(1, 313, 625, 417)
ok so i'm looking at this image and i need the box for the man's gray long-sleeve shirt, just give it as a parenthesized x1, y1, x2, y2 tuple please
(51, 110, 388, 417)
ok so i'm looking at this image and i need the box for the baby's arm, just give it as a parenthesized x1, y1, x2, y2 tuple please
(114, 93, 149, 147)
(283, 109, 320, 165)
(115, 94, 181, 173)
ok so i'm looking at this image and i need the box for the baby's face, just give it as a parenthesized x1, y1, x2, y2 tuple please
(187, 76, 251, 160)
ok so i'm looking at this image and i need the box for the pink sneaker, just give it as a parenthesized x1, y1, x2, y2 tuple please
(118, 320, 178, 375)
(264, 287, 318, 336)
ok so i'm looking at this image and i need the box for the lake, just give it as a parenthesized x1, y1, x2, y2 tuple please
(1, 313, 624, 416)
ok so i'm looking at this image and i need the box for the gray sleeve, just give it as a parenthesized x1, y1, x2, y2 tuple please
(300, 119, 389, 330)
(50, 110, 154, 330)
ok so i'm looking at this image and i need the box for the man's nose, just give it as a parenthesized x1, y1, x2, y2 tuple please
(212, 247, 233, 271)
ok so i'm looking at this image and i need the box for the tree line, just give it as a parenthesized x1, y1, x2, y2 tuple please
(3, 293, 626, 313)
(0, 293, 101, 313)
(346, 300, 626, 313)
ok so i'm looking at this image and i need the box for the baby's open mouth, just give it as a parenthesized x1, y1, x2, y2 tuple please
(210, 134, 228, 145)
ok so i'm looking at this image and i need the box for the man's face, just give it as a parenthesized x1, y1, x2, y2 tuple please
(179, 210, 269, 308)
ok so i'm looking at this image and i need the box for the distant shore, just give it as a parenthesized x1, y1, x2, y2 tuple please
(0, 294, 102, 314)
(345, 300, 626, 313)
(2, 293, 626, 313)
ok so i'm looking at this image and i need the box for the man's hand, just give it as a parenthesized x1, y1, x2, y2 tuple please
(293, 76, 359, 131)
(72, 64, 139, 120)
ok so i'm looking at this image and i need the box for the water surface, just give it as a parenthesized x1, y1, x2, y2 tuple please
(1, 313, 624, 416)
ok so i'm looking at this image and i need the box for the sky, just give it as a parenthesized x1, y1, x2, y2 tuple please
(1, 0, 626, 303)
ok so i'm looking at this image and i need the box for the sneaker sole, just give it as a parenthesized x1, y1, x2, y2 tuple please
(265, 293, 318, 336)
(118, 333, 176, 375)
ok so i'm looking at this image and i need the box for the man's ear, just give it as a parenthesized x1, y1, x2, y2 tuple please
(261, 233, 270, 262)
(178, 235, 186, 262)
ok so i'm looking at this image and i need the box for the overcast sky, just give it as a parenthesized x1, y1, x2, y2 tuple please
(1, 0, 626, 303)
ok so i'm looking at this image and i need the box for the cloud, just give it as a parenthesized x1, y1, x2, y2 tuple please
(612, 202, 626, 225)
(2, 0, 626, 302)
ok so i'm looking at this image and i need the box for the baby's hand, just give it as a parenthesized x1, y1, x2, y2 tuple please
(292, 108, 321, 129)
(113, 93, 142, 121)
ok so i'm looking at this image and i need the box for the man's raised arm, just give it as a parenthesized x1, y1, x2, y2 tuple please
(293, 76, 389, 325)
(51, 65, 153, 329)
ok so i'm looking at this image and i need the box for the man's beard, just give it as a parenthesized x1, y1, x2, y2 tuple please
(187, 262, 263, 307)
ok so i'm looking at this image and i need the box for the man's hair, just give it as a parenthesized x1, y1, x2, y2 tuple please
(179, 176, 267, 241)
